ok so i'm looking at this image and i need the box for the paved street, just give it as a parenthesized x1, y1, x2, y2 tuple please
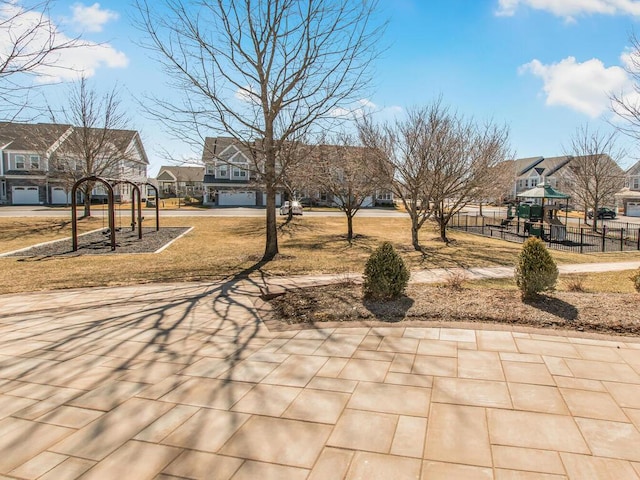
(1, 265, 640, 479)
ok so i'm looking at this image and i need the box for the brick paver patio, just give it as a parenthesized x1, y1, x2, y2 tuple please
(1, 274, 640, 479)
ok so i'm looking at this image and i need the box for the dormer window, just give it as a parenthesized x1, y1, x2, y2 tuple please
(30, 155, 40, 169)
(233, 167, 247, 178)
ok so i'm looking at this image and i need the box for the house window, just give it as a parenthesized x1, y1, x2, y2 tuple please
(1, 180, 5, 199)
(232, 167, 247, 179)
(216, 166, 228, 178)
(633, 178, 640, 190)
(15, 155, 25, 169)
(206, 164, 215, 175)
(30, 155, 40, 169)
(377, 192, 392, 200)
(531, 178, 538, 187)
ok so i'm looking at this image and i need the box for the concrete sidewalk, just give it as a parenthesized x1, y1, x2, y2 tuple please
(261, 260, 640, 292)
(0, 264, 639, 479)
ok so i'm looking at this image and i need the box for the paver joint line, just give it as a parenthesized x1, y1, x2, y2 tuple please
(1, 260, 640, 477)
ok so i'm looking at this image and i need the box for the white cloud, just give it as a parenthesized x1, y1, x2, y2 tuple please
(330, 99, 403, 119)
(70, 3, 119, 33)
(496, 0, 640, 19)
(0, 1, 128, 83)
(234, 85, 260, 104)
(519, 56, 631, 117)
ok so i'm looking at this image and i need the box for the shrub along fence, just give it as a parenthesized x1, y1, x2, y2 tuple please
(450, 213, 640, 254)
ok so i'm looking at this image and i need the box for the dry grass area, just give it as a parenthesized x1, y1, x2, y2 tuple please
(269, 278, 640, 336)
(1, 215, 639, 295)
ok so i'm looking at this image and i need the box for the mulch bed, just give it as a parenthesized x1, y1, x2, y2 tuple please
(5, 227, 190, 257)
(268, 283, 640, 337)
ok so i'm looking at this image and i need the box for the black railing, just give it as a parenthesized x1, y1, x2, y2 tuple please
(449, 214, 640, 253)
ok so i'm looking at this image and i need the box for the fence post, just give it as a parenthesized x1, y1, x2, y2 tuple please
(621, 228, 625, 251)
(481, 216, 485, 235)
(580, 228, 584, 254)
(601, 225, 606, 252)
(637, 228, 640, 251)
(465, 215, 468, 231)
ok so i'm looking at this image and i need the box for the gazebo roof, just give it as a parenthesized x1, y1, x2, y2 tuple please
(517, 182, 570, 200)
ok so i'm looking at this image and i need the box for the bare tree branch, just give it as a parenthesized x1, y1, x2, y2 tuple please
(0, 0, 80, 119)
(564, 125, 625, 231)
(48, 76, 138, 217)
(134, 0, 385, 260)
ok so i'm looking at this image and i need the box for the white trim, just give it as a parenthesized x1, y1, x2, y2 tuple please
(0, 228, 104, 257)
(154, 227, 193, 253)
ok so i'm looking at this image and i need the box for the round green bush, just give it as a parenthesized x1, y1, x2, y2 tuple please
(363, 242, 410, 300)
(515, 237, 558, 300)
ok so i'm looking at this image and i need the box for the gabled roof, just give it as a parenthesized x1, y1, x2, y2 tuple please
(627, 160, 640, 176)
(514, 155, 573, 178)
(156, 166, 204, 182)
(201, 137, 253, 163)
(56, 128, 147, 163)
(0, 122, 73, 152)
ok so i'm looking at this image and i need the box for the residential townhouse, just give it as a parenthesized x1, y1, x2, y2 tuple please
(156, 166, 205, 199)
(0, 122, 73, 205)
(513, 155, 574, 199)
(0, 122, 148, 205)
(511, 154, 624, 211)
(615, 160, 640, 217)
(198, 136, 393, 207)
(201, 136, 282, 206)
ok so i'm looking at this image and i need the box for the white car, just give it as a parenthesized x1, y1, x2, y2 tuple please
(279, 201, 303, 215)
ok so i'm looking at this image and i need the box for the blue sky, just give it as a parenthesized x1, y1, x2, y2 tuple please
(4, 0, 640, 175)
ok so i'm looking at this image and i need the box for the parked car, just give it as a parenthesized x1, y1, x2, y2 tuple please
(587, 207, 617, 219)
(298, 197, 314, 207)
(279, 201, 303, 215)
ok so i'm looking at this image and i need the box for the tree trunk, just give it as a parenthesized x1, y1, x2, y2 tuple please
(83, 185, 92, 218)
(479, 201, 483, 217)
(439, 218, 448, 243)
(262, 143, 279, 262)
(411, 218, 421, 251)
(347, 213, 354, 243)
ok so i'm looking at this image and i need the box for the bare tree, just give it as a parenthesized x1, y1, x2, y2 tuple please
(474, 159, 516, 216)
(135, 0, 384, 261)
(311, 135, 384, 242)
(0, 0, 78, 118)
(359, 101, 511, 248)
(564, 125, 625, 231)
(49, 76, 134, 217)
(359, 107, 434, 251)
(277, 138, 315, 223)
(428, 116, 511, 242)
(611, 33, 640, 141)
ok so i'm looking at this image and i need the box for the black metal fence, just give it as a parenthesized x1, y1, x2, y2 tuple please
(449, 213, 640, 254)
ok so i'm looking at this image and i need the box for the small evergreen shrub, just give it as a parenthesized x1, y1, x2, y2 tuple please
(515, 237, 558, 300)
(363, 242, 409, 300)
(631, 269, 640, 293)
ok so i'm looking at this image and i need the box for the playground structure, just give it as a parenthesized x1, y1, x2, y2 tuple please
(70, 176, 160, 251)
(505, 182, 571, 242)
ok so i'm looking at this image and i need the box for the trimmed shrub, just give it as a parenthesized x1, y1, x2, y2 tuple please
(363, 242, 409, 300)
(631, 269, 640, 293)
(515, 237, 558, 300)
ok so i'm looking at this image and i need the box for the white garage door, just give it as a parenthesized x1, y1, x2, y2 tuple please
(262, 193, 282, 206)
(218, 191, 256, 206)
(51, 187, 70, 205)
(628, 202, 640, 217)
(12, 186, 39, 204)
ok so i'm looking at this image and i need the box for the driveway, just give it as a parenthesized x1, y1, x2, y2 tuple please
(1, 274, 640, 479)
